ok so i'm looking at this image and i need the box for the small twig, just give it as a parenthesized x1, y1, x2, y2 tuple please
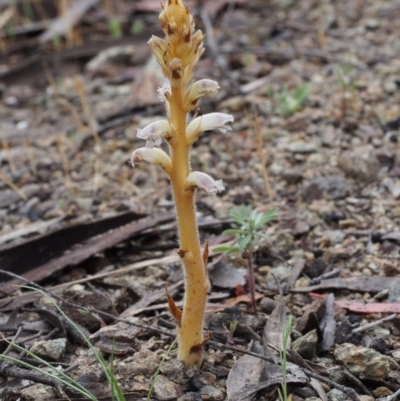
(63, 363, 80, 374)
(3, 326, 23, 355)
(303, 368, 360, 401)
(342, 368, 373, 397)
(199, 9, 241, 95)
(19, 330, 43, 343)
(352, 314, 397, 334)
(0, 361, 63, 396)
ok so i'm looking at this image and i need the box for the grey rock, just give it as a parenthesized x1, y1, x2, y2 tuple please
(0, 184, 42, 208)
(286, 141, 319, 154)
(199, 385, 225, 400)
(292, 329, 318, 360)
(359, 397, 374, 401)
(322, 125, 337, 146)
(373, 386, 393, 398)
(338, 148, 380, 180)
(177, 393, 203, 401)
(30, 338, 66, 361)
(153, 374, 183, 400)
(334, 343, 390, 380)
(282, 169, 303, 184)
(328, 366, 347, 384)
(117, 350, 160, 377)
(303, 176, 349, 201)
(267, 265, 292, 283)
(260, 297, 277, 314)
(327, 388, 347, 401)
(365, 18, 379, 29)
(199, 372, 217, 386)
(160, 359, 186, 384)
(388, 279, 400, 303)
(21, 384, 55, 400)
(324, 230, 346, 244)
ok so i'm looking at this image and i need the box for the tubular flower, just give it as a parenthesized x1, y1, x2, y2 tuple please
(130, 147, 172, 174)
(137, 120, 172, 148)
(185, 171, 225, 195)
(186, 113, 234, 143)
(184, 79, 219, 111)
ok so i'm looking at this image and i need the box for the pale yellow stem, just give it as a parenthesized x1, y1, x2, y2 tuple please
(169, 79, 208, 368)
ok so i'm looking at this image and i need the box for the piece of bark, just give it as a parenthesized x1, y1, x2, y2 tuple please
(0, 213, 173, 295)
(293, 277, 394, 293)
(318, 294, 336, 353)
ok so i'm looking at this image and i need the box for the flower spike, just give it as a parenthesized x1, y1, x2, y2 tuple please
(185, 171, 225, 195)
(137, 120, 172, 148)
(186, 113, 234, 144)
(130, 147, 172, 174)
(130, 0, 234, 368)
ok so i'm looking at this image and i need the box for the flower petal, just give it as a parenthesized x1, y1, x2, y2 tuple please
(186, 113, 234, 143)
(137, 120, 172, 148)
(185, 171, 224, 195)
(184, 79, 219, 111)
(130, 147, 172, 174)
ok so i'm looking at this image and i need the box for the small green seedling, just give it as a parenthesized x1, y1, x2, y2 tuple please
(108, 17, 123, 38)
(276, 84, 311, 116)
(223, 320, 238, 345)
(334, 64, 355, 91)
(215, 206, 278, 313)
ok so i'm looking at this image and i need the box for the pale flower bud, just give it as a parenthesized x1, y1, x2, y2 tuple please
(157, 79, 172, 102)
(184, 79, 219, 111)
(131, 147, 172, 174)
(185, 171, 224, 195)
(186, 113, 234, 143)
(137, 120, 172, 148)
(148, 36, 171, 75)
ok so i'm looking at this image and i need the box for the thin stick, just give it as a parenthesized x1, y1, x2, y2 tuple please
(3, 326, 23, 355)
(352, 314, 397, 334)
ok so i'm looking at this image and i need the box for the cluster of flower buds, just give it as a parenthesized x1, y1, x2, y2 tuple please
(130, 0, 233, 195)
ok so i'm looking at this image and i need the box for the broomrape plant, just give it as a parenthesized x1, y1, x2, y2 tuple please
(130, 0, 233, 367)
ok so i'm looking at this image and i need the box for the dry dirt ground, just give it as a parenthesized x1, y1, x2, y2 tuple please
(1, 0, 400, 400)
